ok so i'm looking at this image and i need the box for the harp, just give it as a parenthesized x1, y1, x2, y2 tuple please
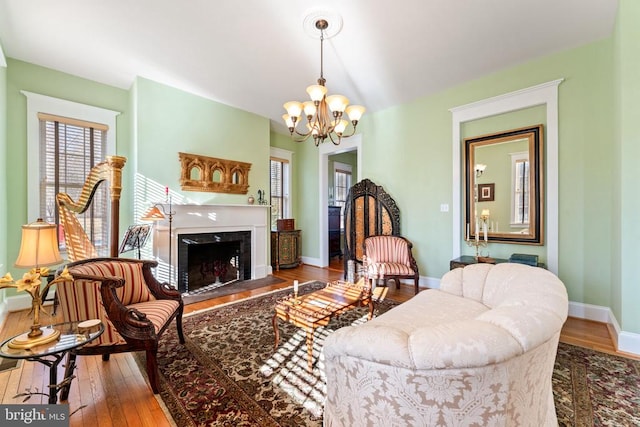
(56, 155, 127, 261)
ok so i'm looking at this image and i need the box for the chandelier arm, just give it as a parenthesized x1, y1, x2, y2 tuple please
(327, 131, 341, 145)
(339, 124, 358, 139)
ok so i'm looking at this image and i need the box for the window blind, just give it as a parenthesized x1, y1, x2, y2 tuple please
(39, 113, 109, 251)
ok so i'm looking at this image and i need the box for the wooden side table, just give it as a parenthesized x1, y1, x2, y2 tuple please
(450, 256, 545, 270)
(449, 256, 508, 270)
(0, 320, 104, 403)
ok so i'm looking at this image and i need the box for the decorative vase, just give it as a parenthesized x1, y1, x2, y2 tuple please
(247, 195, 255, 205)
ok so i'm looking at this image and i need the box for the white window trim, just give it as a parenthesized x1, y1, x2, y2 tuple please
(510, 151, 529, 227)
(333, 161, 352, 199)
(270, 146, 293, 219)
(22, 91, 120, 221)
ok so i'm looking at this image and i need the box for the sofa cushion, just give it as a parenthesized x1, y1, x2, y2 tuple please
(322, 289, 491, 368)
(324, 263, 568, 370)
(441, 263, 569, 352)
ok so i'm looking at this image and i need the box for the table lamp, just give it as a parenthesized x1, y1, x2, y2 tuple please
(2, 219, 64, 348)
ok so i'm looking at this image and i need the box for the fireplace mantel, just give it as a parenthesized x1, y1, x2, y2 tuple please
(150, 204, 271, 283)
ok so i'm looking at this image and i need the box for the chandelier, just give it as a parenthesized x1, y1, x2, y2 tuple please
(282, 19, 365, 146)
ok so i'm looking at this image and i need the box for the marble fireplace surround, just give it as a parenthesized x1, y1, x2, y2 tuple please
(150, 204, 270, 285)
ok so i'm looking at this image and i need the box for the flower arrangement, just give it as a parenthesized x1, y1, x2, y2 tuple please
(0, 267, 73, 339)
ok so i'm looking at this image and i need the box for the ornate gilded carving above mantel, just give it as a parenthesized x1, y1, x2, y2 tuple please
(179, 152, 251, 194)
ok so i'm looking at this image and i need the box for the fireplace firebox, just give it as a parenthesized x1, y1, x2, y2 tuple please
(177, 231, 251, 294)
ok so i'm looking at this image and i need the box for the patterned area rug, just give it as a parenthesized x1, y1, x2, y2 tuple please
(140, 283, 640, 426)
(553, 343, 640, 426)
(182, 275, 286, 305)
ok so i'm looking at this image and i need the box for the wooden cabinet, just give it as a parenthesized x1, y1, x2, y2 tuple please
(271, 230, 301, 270)
(328, 206, 342, 259)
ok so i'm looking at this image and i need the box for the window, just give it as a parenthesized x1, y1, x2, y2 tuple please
(23, 91, 119, 253)
(269, 148, 293, 230)
(39, 113, 109, 252)
(333, 162, 352, 230)
(511, 152, 529, 225)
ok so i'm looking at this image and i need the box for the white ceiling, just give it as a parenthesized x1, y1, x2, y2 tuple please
(0, 0, 618, 129)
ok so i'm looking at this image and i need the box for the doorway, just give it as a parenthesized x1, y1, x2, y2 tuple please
(318, 135, 362, 267)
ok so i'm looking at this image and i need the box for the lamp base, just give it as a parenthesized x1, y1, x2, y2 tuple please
(8, 328, 60, 350)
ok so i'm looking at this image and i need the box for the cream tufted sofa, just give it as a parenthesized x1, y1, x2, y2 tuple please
(322, 263, 568, 426)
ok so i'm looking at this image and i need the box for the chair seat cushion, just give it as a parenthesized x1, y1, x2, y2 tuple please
(128, 299, 181, 333)
(366, 262, 415, 278)
(87, 299, 180, 347)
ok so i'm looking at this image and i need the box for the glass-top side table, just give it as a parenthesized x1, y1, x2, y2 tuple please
(0, 320, 104, 404)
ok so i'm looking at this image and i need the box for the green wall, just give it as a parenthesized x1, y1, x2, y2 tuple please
(290, 34, 620, 323)
(361, 38, 614, 306)
(0, 44, 7, 306)
(131, 77, 270, 215)
(3, 59, 130, 297)
(615, 0, 640, 333)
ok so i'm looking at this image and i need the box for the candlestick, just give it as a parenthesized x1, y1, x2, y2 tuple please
(293, 279, 300, 304)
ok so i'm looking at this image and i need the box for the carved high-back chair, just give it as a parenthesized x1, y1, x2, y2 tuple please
(56, 258, 184, 397)
(56, 155, 126, 261)
(343, 179, 401, 279)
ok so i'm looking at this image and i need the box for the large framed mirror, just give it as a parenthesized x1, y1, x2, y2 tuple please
(464, 124, 544, 245)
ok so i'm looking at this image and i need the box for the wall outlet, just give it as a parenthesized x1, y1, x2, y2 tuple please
(440, 203, 449, 212)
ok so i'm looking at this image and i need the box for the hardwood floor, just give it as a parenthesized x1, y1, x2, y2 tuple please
(0, 261, 635, 426)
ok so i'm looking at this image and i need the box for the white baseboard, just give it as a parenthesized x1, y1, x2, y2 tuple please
(301, 256, 322, 267)
(568, 301, 640, 356)
(618, 332, 640, 356)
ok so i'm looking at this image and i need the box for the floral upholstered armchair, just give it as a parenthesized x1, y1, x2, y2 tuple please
(55, 257, 184, 397)
(363, 235, 420, 294)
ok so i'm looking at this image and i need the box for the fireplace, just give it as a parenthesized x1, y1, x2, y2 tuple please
(149, 204, 270, 286)
(178, 231, 251, 294)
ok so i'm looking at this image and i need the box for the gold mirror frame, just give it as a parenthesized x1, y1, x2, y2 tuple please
(464, 125, 544, 245)
(179, 152, 251, 194)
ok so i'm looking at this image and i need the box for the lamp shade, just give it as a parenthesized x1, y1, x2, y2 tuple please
(345, 104, 366, 122)
(326, 95, 349, 114)
(283, 101, 303, 120)
(141, 206, 166, 221)
(306, 84, 328, 102)
(14, 218, 63, 269)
